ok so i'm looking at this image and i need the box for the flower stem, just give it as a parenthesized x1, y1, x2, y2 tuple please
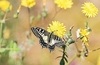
(0, 23, 3, 39)
(0, 22, 3, 48)
(0, 10, 8, 47)
(67, 54, 77, 65)
(27, 8, 32, 38)
(51, 8, 62, 21)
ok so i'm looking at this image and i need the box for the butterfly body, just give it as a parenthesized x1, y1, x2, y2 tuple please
(31, 27, 65, 52)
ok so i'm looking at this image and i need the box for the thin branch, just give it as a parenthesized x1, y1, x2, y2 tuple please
(67, 54, 77, 65)
(51, 8, 62, 21)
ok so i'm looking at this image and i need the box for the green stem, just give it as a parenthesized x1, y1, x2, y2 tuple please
(27, 8, 31, 38)
(51, 9, 62, 21)
(0, 22, 3, 48)
(0, 23, 3, 39)
(67, 54, 77, 65)
(0, 10, 8, 47)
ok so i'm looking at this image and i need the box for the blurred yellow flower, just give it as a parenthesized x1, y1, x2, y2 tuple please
(43, 0, 46, 6)
(76, 28, 90, 46)
(54, 0, 73, 9)
(0, 0, 12, 12)
(81, 2, 98, 17)
(47, 21, 66, 38)
(97, 54, 100, 65)
(21, 0, 36, 8)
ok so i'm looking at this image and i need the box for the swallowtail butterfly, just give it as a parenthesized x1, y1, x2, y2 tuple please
(31, 27, 65, 52)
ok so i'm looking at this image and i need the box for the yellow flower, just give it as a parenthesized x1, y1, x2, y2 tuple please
(21, 0, 36, 8)
(81, 36, 89, 46)
(81, 2, 98, 17)
(0, 0, 12, 12)
(80, 29, 90, 46)
(47, 21, 66, 38)
(54, 0, 73, 9)
(76, 28, 90, 46)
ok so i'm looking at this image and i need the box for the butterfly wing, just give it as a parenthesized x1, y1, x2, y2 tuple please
(31, 27, 65, 52)
(31, 27, 41, 38)
(47, 34, 65, 52)
(50, 34, 65, 47)
(31, 27, 50, 48)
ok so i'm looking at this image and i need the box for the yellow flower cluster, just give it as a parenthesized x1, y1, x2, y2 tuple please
(21, 0, 36, 8)
(47, 21, 66, 38)
(54, 0, 73, 9)
(0, 0, 12, 12)
(81, 2, 98, 17)
(76, 28, 90, 46)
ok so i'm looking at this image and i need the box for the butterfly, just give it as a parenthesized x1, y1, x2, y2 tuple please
(31, 27, 65, 52)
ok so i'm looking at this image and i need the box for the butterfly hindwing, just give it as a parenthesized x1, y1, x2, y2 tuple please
(31, 27, 65, 52)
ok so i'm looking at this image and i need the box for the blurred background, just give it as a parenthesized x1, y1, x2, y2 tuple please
(0, 0, 100, 65)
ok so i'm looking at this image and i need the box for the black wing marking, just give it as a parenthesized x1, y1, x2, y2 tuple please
(31, 27, 65, 52)
(39, 36, 48, 48)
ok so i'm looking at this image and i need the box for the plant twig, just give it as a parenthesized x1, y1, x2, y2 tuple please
(67, 54, 77, 65)
(51, 8, 62, 21)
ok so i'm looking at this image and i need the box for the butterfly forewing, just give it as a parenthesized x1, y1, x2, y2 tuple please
(31, 27, 41, 38)
(31, 27, 49, 48)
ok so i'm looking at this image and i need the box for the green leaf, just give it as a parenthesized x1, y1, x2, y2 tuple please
(64, 57, 68, 63)
(42, 11, 47, 18)
(60, 59, 65, 65)
(0, 48, 6, 53)
(0, 19, 5, 23)
(37, 14, 42, 20)
(67, 38, 75, 44)
(87, 27, 92, 32)
(56, 56, 62, 59)
(6, 7, 11, 12)
(9, 51, 17, 58)
(0, 11, 4, 16)
(30, 16, 34, 23)
(65, 53, 68, 58)
(42, 6, 46, 12)
(9, 41, 17, 48)
(84, 21, 88, 28)
(66, 42, 69, 47)
(9, 40, 21, 51)
(13, 12, 19, 19)
(67, 31, 72, 37)
(3, 50, 9, 55)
